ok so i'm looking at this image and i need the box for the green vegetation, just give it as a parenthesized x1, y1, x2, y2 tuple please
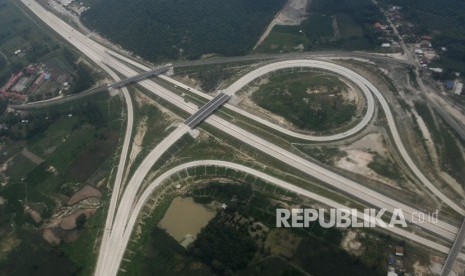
(296, 145, 347, 165)
(294, 237, 382, 276)
(135, 181, 389, 275)
(0, 1, 59, 84)
(252, 71, 357, 131)
(71, 62, 96, 93)
(4, 153, 36, 180)
(414, 102, 465, 184)
(141, 227, 201, 275)
(368, 154, 403, 180)
(305, 13, 334, 43)
(379, 0, 465, 73)
(82, 0, 285, 61)
(191, 213, 258, 273)
(258, 0, 380, 52)
(174, 63, 252, 92)
(0, 227, 80, 275)
(0, 93, 123, 274)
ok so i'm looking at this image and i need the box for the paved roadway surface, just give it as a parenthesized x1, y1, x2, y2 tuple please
(22, 0, 461, 243)
(386, 9, 465, 272)
(10, 84, 107, 110)
(442, 217, 465, 276)
(110, 65, 170, 88)
(19, 0, 465, 274)
(164, 59, 465, 216)
(185, 92, 231, 127)
(98, 125, 189, 275)
(126, 160, 465, 264)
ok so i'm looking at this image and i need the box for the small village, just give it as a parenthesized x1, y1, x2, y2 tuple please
(376, 5, 464, 97)
(0, 58, 72, 103)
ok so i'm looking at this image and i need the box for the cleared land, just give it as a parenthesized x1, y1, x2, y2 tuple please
(257, 0, 380, 53)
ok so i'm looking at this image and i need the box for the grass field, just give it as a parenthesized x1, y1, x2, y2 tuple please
(257, 12, 334, 53)
(5, 153, 36, 180)
(257, 25, 307, 53)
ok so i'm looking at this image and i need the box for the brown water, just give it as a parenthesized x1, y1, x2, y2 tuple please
(159, 197, 216, 241)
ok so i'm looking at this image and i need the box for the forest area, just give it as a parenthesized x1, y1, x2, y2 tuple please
(82, 0, 286, 61)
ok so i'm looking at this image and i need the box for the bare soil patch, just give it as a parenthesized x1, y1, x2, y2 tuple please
(67, 185, 102, 205)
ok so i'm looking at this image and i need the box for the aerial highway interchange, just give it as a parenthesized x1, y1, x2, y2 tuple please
(18, 0, 465, 275)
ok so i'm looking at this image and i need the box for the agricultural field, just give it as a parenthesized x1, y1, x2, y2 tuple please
(0, 93, 123, 275)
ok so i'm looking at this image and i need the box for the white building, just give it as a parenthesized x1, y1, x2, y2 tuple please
(455, 82, 463, 95)
(429, 67, 443, 73)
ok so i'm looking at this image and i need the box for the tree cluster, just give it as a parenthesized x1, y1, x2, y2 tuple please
(82, 0, 285, 61)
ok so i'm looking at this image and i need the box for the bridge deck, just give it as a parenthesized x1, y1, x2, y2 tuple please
(111, 65, 170, 89)
(441, 217, 465, 276)
(185, 93, 230, 128)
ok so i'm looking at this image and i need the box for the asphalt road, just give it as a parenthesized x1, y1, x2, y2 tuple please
(10, 84, 107, 110)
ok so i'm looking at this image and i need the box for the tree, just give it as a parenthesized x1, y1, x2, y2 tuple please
(75, 213, 87, 229)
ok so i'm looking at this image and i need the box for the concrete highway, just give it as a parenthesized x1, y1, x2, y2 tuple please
(161, 59, 465, 215)
(10, 84, 108, 110)
(126, 161, 465, 265)
(22, 0, 460, 241)
(110, 64, 170, 89)
(97, 124, 189, 276)
(10, 65, 169, 110)
(442, 217, 465, 276)
(18, 0, 465, 274)
(172, 50, 410, 68)
(96, 65, 135, 276)
(386, 10, 465, 272)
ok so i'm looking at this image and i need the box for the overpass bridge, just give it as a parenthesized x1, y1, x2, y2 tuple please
(441, 217, 465, 276)
(185, 92, 230, 128)
(110, 65, 171, 89)
(11, 65, 171, 110)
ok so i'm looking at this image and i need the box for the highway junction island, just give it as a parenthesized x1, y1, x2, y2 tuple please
(0, 0, 465, 275)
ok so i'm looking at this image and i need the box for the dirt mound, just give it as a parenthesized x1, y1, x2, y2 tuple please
(43, 228, 61, 245)
(60, 209, 97, 230)
(67, 185, 101, 205)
